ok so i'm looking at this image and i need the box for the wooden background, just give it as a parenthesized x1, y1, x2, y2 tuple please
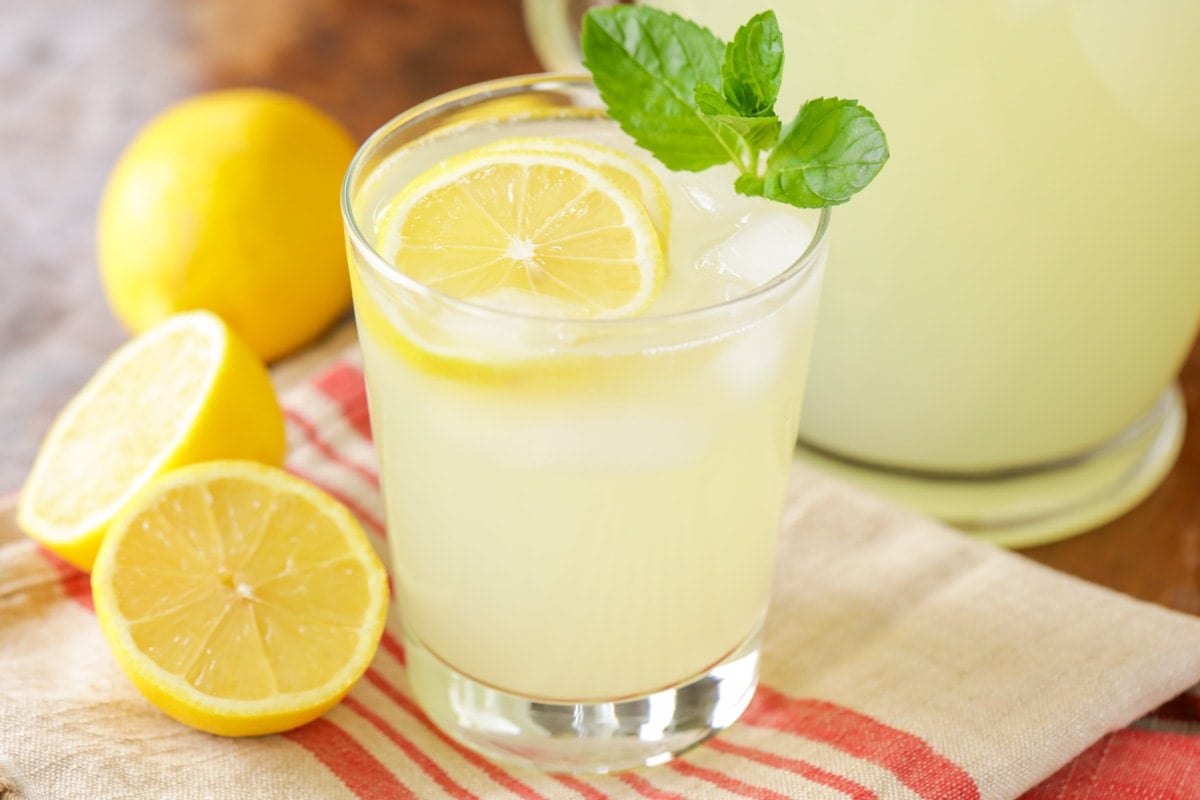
(1, 0, 1197, 614)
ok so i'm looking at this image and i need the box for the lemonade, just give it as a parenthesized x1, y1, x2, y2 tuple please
(637, 0, 1200, 539)
(343, 76, 828, 769)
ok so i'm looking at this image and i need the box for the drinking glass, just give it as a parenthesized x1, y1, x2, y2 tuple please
(341, 75, 830, 772)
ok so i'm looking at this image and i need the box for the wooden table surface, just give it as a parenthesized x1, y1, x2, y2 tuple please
(3, 0, 1198, 615)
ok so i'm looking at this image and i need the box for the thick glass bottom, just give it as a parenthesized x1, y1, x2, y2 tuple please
(796, 385, 1186, 548)
(403, 624, 762, 774)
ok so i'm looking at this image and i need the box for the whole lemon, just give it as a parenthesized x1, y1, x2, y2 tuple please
(97, 89, 357, 362)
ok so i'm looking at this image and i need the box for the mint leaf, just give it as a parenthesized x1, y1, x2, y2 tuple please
(762, 98, 889, 207)
(734, 173, 765, 197)
(694, 82, 737, 116)
(722, 11, 783, 117)
(695, 83, 781, 151)
(581, 7, 734, 171)
(581, 7, 889, 208)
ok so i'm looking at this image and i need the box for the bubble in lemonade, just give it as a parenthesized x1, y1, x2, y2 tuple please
(349, 108, 826, 703)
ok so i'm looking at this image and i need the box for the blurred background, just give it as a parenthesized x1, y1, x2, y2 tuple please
(0, 0, 542, 492)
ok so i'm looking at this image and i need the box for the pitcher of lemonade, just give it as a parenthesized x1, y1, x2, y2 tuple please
(524, 0, 1200, 546)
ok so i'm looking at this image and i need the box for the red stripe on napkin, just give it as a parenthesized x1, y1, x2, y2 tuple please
(379, 630, 407, 667)
(1018, 729, 1200, 800)
(706, 737, 878, 799)
(617, 772, 690, 800)
(284, 407, 379, 489)
(314, 361, 374, 441)
(552, 774, 610, 799)
(343, 693, 478, 800)
(743, 688, 979, 800)
(284, 717, 415, 799)
(285, 459, 385, 536)
(37, 547, 93, 611)
(362, 665, 551, 800)
(670, 759, 794, 800)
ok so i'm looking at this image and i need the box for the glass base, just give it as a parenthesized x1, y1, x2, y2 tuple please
(403, 625, 762, 774)
(796, 385, 1186, 548)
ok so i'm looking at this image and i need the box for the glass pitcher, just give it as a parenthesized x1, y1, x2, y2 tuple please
(524, 0, 1200, 546)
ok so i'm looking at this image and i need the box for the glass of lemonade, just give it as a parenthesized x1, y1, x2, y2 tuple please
(524, 0, 1200, 546)
(342, 75, 828, 772)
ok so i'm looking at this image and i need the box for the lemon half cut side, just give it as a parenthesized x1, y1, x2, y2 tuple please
(17, 311, 285, 571)
(91, 460, 389, 737)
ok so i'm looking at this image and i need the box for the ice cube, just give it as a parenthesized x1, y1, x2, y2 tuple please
(677, 166, 734, 215)
(708, 258, 824, 403)
(694, 211, 815, 287)
(710, 316, 785, 402)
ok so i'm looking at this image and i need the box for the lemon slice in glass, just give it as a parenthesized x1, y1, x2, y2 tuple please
(91, 460, 389, 737)
(375, 144, 665, 320)
(475, 136, 670, 247)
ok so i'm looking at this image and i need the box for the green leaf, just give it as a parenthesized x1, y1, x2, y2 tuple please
(694, 82, 737, 116)
(722, 11, 783, 117)
(696, 82, 777, 155)
(694, 82, 782, 151)
(762, 98, 889, 207)
(719, 116, 782, 152)
(735, 173, 766, 198)
(581, 6, 734, 171)
(581, 7, 889, 209)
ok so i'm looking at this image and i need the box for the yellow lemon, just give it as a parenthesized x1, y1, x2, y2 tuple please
(17, 311, 285, 571)
(91, 460, 389, 737)
(97, 88, 357, 362)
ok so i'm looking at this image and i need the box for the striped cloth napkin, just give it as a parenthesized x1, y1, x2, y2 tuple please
(3, 324, 1200, 800)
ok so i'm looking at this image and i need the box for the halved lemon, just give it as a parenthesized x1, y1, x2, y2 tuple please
(375, 145, 665, 320)
(17, 311, 285, 571)
(91, 460, 389, 737)
(475, 136, 670, 246)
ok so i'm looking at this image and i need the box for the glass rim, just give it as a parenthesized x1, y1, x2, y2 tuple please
(341, 72, 831, 330)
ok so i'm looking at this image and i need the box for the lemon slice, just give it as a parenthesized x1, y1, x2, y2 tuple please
(376, 146, 665, 320)
(476, 136, 670, 246)
(17, 311, 285, 572)
(91, 460, 389, 737)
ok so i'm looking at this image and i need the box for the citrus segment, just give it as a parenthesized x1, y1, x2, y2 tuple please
(17, 311, 285, 571)
(476, 136, 671, 245)
(91, 460, 389, 737)
(375, 147, 665, 320)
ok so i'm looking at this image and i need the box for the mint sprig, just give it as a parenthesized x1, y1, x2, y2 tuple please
(580, 7, 888, 208)
(720, 11, 782, 118)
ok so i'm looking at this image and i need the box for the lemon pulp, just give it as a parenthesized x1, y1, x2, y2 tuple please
(91, 460, 389, 737)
